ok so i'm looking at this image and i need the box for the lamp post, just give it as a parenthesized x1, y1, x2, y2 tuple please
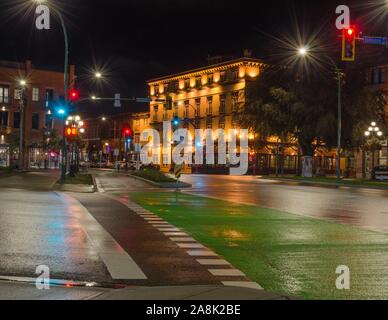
(18, 80, 27, 170)
(297, 47, 342, 182)
(364, 121, 384, 178)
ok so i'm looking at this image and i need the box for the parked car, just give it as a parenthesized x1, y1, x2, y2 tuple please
(372, 165, 388, 181)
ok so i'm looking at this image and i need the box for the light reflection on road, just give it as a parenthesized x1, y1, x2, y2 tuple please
(181, 174, 388, 232)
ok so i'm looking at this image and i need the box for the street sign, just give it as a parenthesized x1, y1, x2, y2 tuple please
(136, 97, 151, 103)
(174, 164, 182, 179)
(363, 36, 388, 46)
(114, 93, 121, 107)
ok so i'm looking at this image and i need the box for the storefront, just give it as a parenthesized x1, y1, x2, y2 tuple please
(0, 145, 9, 167)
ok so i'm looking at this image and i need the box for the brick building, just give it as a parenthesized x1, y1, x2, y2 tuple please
(0, 60, 75, 168)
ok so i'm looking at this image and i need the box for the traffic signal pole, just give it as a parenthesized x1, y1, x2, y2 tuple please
(52, 8, 69, 185)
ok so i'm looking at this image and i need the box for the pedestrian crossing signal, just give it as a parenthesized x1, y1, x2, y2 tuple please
(342, 26, 356, 62)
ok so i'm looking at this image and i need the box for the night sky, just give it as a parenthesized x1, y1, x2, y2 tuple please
(0, 0, 386, 116)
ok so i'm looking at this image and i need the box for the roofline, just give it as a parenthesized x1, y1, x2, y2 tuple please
(147, 57, 263, 84)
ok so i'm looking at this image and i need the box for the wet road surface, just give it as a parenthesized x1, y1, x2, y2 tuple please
(0, 189, 111, 283)
(179, 174, 388, 232)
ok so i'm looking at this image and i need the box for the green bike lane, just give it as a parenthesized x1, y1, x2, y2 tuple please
(130, 191, 388, 299)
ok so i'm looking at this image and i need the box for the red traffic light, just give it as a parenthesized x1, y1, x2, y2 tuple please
(123, 127, 133, 137)
(69, 89, 80, 102)
(342, 25, 356, 62)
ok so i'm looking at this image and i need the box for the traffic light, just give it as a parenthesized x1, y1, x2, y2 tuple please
(172, 116, 180, 128)
(123, 127, 133, 138)
(69, 88, 80, 102)
(65, 127, 78, 137)
(342, 26, 356, 62)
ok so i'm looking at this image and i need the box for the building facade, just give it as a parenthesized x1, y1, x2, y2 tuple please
(147, 57, 263, 173)
(0, 60, 75, 169)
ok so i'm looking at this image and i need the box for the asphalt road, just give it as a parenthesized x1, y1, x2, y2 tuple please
(0, 188, 111, 283)
(179, 174, 388, 232)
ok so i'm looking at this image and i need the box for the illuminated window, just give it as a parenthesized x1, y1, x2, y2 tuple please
(195, 98, 200, 117)
(220, 94, 226, 114)
(232, 91, 239, 112)
(0, 85, 9, 104)
(207, 96, 213, 115)
(32, 87, 39, 102)
(184, 78, 190, 89)
(184, 100, 189, 118)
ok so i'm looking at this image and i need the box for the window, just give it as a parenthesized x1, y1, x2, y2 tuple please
(371, 68, 385, 84)
(207, 96, 213, 115)
(184, 101, 189, 118)
(195, 77, 201, 88)
(231, 69, 239, 80)
(220, 71, 227, 83)
(32, 87, 39, 102)
(45, 89, 54, 108)
(232, 91, 239, 112)
(32, 113, 39, 130)
(195, 98, 201, 117)
(184, 78, 190, 89)
(13, 112, 20, 128)
(206, 117, 212, 129)
(45, 115, 53, 129)
(220, 94, 226, 114)
(0, 111, 8, 126)
(154, 85, 159, 95)
(208, 74, 213, 85)
(0, 85, 9, 104)
(173, 102, 178, 117)
(219, 116, 225, 129)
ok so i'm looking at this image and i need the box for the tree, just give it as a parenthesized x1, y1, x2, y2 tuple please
(241, 64, 386, 177)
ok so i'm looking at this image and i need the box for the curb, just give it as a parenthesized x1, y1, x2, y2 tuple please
(128, 174, 192, 188)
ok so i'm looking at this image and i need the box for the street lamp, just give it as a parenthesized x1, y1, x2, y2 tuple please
(364, 121, 384, 177)
(297, 47, 342, 182)
(95, 72, 102, 79)
(18, 79, 27, 170)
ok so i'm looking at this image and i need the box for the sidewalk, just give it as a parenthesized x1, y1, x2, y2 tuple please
(0, 170, 59, 191)
(0, 280, 291, 300)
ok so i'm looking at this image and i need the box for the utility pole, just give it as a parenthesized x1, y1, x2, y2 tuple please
(18, 86, 26, 171)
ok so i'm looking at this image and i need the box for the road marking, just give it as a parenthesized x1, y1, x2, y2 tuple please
(157, 227, 180, 232)
(187, 249, 217, 257)
(209, 269, 245, 276)
(196, 259, 231, 266)
(144, 217, 163, 221)
(148, 221, 169, 224)
(164, 232, 188, 236)
(94, 177, 105, 193)
(222, 281, 263, 290)
(176, 243, 204, 249)
(57, 193, 147, 280)
(170, 237, 196, 242)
